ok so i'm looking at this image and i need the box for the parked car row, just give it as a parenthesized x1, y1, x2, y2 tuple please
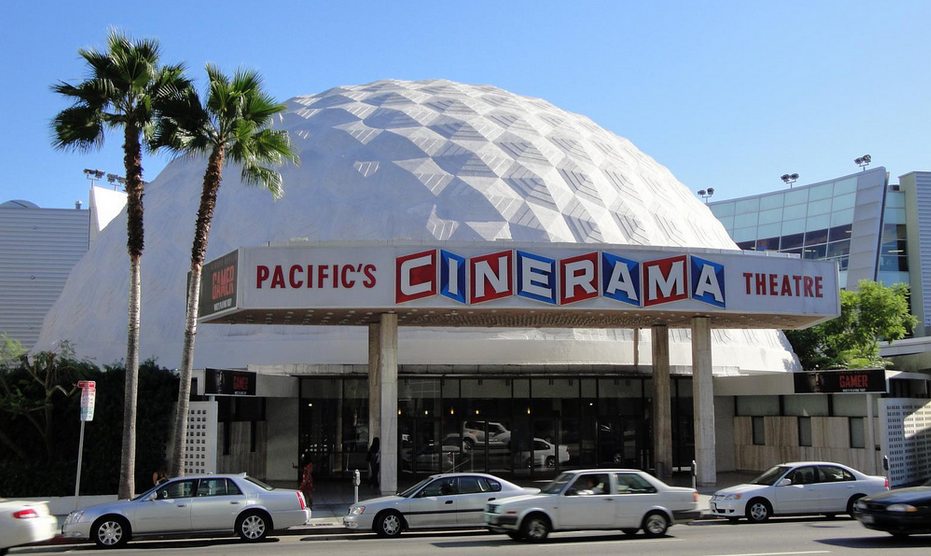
(12, 461, 929, 551)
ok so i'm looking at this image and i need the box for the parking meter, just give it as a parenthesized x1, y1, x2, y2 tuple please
(353, 469, 361, 503)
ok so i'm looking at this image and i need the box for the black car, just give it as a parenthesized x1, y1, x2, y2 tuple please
(853, 480, 931, 538)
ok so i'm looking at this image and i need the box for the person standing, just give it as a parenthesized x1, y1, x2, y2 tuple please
(299, 459, 314, 507)
(366, 437, 381, 488)
(152, 462, 168, 486)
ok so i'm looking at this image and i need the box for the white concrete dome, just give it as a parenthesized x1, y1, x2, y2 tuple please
(36, 79, 799, 373)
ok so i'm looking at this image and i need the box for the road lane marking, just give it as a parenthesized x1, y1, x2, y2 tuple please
(703, 552, 830, 556)
(707, 550, 831, 556)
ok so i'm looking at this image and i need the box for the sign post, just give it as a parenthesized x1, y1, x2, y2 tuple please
(74, 380, 96, 510)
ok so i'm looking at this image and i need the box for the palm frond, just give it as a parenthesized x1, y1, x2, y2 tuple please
(50, 106, 105, 151)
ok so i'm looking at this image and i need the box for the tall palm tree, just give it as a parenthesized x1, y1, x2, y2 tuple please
(156, 66, 298, 477)
(51, 30, 188, 499)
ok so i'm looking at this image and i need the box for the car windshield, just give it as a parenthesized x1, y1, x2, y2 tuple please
(244, 476, 273, 491)
(541, 473, 574, 494)
(132, 484, 160, 501)
(399, 478, 433, 497)
(752, 465, 791, 486)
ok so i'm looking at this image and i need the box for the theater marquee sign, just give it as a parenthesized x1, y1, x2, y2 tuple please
(199, 242, 840, 329)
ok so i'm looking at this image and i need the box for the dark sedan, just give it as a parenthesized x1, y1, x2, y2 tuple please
(853, 480, 931, 538)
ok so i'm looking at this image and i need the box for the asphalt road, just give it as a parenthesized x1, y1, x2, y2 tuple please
(12, 518, 931, 556)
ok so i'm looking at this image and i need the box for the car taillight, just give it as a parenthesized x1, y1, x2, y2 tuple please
(884, 477, 889, 490)
(13, 508, 39, 519)
(692, 491, 699, 502)
(296, 491, 307, 510)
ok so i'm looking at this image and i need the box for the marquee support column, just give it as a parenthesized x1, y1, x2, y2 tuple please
(368, 324, 381, 445)
(378, 313, 399, 495)
(691, 316, 716, 486)
(866, 393, 876, 474)
(651, 325, 672, 479)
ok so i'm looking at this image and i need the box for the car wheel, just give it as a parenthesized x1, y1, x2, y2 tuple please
(92, 515, 130, 548)
(521, 513, 550, 542)
(375, 511, 404, 538)
(891, 531, 911, 539)
(846, 494, 865, 516)
(642, 511, 669, 537)
(746, 498, 772, 523)
(622, 528, 639, 536)
(544, 456, 556, 468)
(236, 511, 270, 542)
(506, 531, 524, 541)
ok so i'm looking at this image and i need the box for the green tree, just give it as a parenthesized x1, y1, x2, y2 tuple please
(785, 280, 917, 369)
(156, 66, 297, 476)
(51, 30, 189, 498)
(0, 340, 80, 462)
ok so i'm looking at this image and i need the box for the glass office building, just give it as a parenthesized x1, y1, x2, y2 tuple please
(706, 167, 903, 290)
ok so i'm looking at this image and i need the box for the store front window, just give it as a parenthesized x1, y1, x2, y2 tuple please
(299, 374, 694, 481)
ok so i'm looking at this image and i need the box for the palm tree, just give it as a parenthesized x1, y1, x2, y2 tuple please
(156, 66, 298, 477)
(51, 30, 189, 499)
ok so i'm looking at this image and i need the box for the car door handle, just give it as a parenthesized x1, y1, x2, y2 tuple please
(487, 497, 496, 501)
(177, 504, 187, 508)
(230, 501, 240, 504)
(604, 498, 614, 501)
(445, 500, 453, 504)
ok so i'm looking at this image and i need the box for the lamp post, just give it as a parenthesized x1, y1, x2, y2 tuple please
(781, 173, 799, 188)
(697, 187, 715, 204)
(855, 154, 871, 171)
(82, 168, 105, 186)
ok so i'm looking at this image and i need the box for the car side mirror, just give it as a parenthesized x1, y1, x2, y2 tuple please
(776, 478, 792, 487)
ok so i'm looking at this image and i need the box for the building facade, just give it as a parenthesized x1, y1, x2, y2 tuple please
(0, 200, 89, 349)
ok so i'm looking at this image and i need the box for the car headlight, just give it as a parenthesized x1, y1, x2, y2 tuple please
(886, 504, 918, 512)
(349, 506, 366, 515)
(722, 494, 741, 501)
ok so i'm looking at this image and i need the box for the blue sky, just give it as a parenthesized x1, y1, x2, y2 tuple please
(3, 1, 930, 208)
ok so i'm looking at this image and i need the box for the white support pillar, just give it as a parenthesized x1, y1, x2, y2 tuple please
(691, 316, 716, 486)
(865, 394, 876, 474)
(651, 325, 672, 479)
(368, 324, 381, 445)
(377, 313, 398, 495)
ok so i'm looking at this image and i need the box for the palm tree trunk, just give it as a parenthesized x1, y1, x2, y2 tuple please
(170, 147, 225, 478)
(119, 124, 145, 499)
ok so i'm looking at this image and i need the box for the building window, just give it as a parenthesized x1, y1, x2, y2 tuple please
(849, 417, 865, 449)
(798, 417, 812, 447)
(752, 416, 765, 446)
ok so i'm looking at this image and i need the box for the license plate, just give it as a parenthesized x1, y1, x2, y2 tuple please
(860, 514, 874, 524)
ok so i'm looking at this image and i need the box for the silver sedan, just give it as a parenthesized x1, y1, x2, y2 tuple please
(62, 473, 309, 548)
(345, 473, 538, 537)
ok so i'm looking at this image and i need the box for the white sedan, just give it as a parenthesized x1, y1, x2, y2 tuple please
(344, 472, 538, 537)
(709, 461, 887, 522)
(62, 474, 309, 548)
(519, 438, 570, 469)
(0, 498, 58, 555)
(485, 469, 699, 541)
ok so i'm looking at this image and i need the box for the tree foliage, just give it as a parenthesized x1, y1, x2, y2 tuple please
(785, 280, 918, 369)
(0, 342, 178, 497)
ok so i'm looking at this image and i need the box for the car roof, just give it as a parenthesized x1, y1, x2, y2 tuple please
(780, 461, 853, 467)
(557, 469, 644, 474)
(428, 472, 511, 480)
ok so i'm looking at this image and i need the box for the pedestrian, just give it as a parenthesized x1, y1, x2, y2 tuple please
(366, 437, 380, 488)
(152, 462, 168, 486)
(299, 458, 314, 508)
